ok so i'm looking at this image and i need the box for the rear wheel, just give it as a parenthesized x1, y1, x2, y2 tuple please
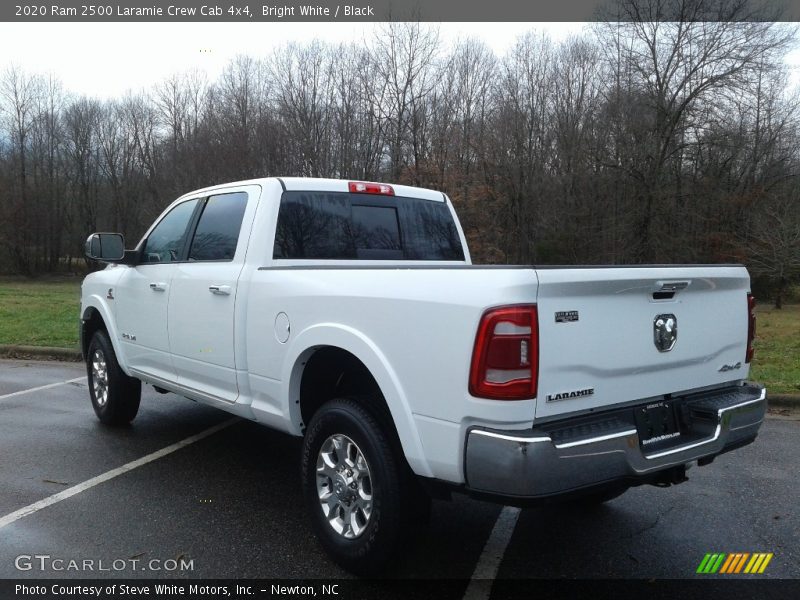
(86, 330, 141, 425)
(301, 397, 430, 575)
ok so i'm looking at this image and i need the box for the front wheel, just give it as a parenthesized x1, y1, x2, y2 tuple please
(301, 398, 429, 575)
(86, 330, 141, 425)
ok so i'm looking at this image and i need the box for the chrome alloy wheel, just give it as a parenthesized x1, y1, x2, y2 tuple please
(91, 349, 109, 407)
(316, 433, 373, 539)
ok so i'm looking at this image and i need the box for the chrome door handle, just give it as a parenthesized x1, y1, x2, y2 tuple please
(208, 285, 231, 295)
(149, 282, 167, 292)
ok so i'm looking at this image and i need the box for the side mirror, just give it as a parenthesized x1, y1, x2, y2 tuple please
(85, 233, 125, 262)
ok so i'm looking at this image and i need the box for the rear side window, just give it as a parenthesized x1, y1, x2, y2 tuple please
(189, 192, 248, 261)
(273, 193, 352, 259)
(273, 192, 464, 261)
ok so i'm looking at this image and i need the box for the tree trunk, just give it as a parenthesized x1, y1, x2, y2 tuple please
(774, 277, 786, 310)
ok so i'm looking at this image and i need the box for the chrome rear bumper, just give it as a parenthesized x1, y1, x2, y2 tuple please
(464, 383, 766, 499)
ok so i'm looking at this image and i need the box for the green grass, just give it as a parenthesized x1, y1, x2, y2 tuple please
(0, 278, 81, 348)
(750, 304, 800, 395)
(0, 278, 797, 395)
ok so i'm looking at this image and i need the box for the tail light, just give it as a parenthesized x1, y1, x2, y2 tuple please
(469, 305, 538, 400)
(348, 181, 394, 195)
(746, 294, 756, 363)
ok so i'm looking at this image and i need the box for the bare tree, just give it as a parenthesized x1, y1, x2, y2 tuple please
(595, 0, 797, 261)
(372, 21, 441, 182)
(330, 44, 386, 179)
(63, 97, 102, 240)
(1, 17, 799, 303)
(0, 66, 40, 272)
(269, 41, 335, 176)
(492, 32, 555, 263)
(31, 74, 67, 271)
(745, 197, 800, 308)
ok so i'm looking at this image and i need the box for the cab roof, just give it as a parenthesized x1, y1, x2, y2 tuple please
(178, 177, 447, 203)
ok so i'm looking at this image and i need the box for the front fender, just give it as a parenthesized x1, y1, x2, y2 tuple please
(81, 295, 130, 377)
(282, 323, 434, 478)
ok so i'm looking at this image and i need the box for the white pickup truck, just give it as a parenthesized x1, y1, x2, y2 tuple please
(81, 177, 766, 574)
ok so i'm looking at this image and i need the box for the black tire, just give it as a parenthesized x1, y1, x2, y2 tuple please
(301, 398, 430, 575)
(86, 330, 141, 425)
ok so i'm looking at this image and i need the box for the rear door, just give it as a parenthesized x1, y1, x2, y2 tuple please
(168, 186, 260, 403)
(534, 266, 752, 420)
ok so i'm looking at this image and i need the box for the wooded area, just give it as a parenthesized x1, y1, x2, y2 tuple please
(1, 0, 799, 306)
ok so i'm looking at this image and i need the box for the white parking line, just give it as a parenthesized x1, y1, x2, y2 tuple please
(462, 506, 521, 600)
(0, 377, 85, 402)
(0, 417, 238, 530)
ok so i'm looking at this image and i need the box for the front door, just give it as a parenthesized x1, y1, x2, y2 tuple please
(115, 198, 200, 383)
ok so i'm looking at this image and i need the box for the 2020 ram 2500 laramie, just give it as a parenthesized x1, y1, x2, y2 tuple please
(81, 177, 766, 574)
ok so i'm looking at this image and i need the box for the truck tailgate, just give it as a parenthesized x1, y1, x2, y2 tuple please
(534, 266, 752, 421)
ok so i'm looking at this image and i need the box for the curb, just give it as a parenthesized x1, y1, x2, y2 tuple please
(769, 394, 800, 408)
(0, 344, 82, 362)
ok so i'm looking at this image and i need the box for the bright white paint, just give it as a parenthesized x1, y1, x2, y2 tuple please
(81, 176, 753, 485)
(534, 265, 752, 420)
(75, 175, 762, 575)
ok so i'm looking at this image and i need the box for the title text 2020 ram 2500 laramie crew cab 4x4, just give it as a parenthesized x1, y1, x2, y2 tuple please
(81, 177, 766, 574)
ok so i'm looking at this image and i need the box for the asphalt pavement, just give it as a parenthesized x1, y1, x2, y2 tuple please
(0, 359, 797, 586)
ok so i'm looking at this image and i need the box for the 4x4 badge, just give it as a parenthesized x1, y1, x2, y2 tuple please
(654, 314, 678, 352)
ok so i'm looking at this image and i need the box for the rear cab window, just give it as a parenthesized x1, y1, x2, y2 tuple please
(273, 191, 465, 261)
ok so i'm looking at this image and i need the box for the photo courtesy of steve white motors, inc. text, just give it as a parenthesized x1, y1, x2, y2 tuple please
(14, 583, 339, 597)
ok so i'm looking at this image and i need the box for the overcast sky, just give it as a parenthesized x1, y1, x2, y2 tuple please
(1, 21, 797, 99)
(0, 22, 587, 98)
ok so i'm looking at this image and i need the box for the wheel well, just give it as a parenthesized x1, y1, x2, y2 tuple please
(81, 308, 107, 358)
(298, 347, 390, 431)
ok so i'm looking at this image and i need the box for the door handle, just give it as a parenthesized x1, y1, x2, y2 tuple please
(149, 282, 167, 292)
(208, 285, 231, 296)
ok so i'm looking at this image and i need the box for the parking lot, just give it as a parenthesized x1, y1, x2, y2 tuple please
(0, 359, 798, 586)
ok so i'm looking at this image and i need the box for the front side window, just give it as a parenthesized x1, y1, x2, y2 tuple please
(142, 199, 199, 263)
(188, 192, 248, 261)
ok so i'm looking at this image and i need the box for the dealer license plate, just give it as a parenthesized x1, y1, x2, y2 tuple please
(635, 401, 681, 448)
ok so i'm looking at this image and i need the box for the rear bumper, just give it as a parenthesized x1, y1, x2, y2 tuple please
(464, 383, 766, 500)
